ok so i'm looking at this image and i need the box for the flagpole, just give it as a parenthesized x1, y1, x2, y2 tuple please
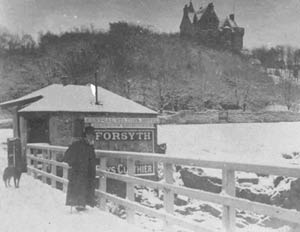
(233, 0, 236, 13)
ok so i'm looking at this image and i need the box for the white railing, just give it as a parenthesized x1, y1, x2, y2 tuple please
(26, 144, 69, 192)
(26, 143, 300, 232)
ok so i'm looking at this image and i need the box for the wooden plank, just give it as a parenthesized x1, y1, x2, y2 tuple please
(27, 143, 67, 152)
(126, 158, 135, 223)
(94, 149, 300, 178)
(41, 149, 47, 183)
(98, 170, 300, 224)
(27, 154, 69, 168)
(26, 147, 31, 176)
(33, 149, 38, 179)
(222, 169, 236, 232)
(96, 190, 214, 232)
(12, 108, 18, 137)
(164, 163, 174, 213)
(62, 166, 68, 193)
(99, 157, 107, 211)
(27, 152, 70, 190)
(19, 116, 28, 162)
(27, 166, 68, 184)
(27, 144, 300, 178)
(163, 162, 174, 231)
(51, 152, 57, 188)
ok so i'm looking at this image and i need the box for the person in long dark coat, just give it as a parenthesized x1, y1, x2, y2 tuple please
(63, 126, 97, 211)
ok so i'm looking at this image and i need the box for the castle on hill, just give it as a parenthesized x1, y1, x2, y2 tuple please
(180, 1, 244, 52)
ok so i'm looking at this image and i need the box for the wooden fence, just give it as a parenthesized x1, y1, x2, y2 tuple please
(26, 143, 300, 232)
(26, 144, 69, 192)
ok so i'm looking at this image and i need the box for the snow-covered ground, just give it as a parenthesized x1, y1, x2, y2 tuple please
(0, 129, 150, 232)
(1, 122, 300, 232)
(157, 123, 300, 232)
(158, 122, 300, 165)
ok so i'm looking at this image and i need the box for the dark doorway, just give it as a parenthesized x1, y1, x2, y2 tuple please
(28, 117, 49, 143)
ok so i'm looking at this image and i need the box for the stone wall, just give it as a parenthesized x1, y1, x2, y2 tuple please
(159, 110, 300, 124)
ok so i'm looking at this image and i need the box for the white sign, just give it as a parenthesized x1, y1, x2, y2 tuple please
(105, 163, 155, 176)
(85, 117, 158, 128)
(95, 130, 153, 141)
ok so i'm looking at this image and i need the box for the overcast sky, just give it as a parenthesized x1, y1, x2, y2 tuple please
(0, 0, 300, 48)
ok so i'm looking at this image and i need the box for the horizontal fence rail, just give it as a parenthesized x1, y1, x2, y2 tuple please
(26, 144, 69, 192)
(26, 143, 300, 232)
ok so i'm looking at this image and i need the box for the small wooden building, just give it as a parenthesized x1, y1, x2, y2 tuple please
(0, 84, 158, 177)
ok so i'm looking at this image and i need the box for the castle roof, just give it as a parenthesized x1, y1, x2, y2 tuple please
(194, 6, 206, 22)
(182, 2, 241, 28)
(187, 1, 195, 13)
(188, 12, 195, 23)
(181, 1, 207, 25)
(220, 17, 238, 29)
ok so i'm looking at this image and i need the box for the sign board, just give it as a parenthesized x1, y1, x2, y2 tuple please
(95, 130, 153, 141)
(85, 117, 157, 176)
(85, 117, 158, 128)
(105, 162, 154, 176)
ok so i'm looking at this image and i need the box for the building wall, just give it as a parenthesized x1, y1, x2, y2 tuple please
(49, 113, 74, 146)
(48, 112, 158, 147)
(232, 28, 244, 51)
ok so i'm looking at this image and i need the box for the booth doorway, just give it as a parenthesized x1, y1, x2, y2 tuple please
(28, 117, 49, 143)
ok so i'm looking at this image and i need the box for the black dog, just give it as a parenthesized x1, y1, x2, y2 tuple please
(3, 166, 22, 188)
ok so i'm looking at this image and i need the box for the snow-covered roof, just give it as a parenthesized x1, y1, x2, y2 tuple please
(0, 84, 157, 115)
(188, 12, 195, 23)
(220, 17, 238, 29)
(194, 6, 206, 20)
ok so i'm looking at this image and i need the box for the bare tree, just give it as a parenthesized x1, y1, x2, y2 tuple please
(278, 78, 298, 110)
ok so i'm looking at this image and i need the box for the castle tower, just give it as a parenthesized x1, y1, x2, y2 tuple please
(180, 2, 195, 36)
(197, 3, 219, 30)
(179, 1, 244, 52)
(219, 13, 245, 51)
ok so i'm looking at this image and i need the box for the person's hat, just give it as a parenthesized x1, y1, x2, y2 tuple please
(84, 126, 96, 136)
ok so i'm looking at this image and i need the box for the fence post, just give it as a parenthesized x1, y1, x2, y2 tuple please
(126, 158, 135, 224)
(62, 165, 68, 193)
(33, 149, 38, 179)
(42, 149, 47, 183)
(26, 147, 31, 176)
(163, 162, 174, 231)
(99, 157, 107, 211)
(51, 152, 57, 188)
(222, 168, 236, 232)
